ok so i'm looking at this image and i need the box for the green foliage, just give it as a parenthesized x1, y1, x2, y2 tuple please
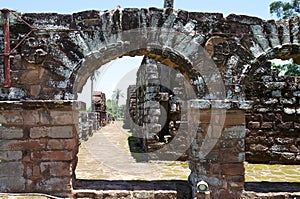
(86, 106, 92, 112)
(106, 99, 125, 119)
(112, 89, 124, 107)
(272, 59, 300, 76)
(270, 0, 300, 20)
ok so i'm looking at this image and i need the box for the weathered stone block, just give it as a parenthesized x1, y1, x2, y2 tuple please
(0, 111, 23, 124)
(0, 162, 24, 177)
(221, 163, 244, 176)
(248, 121, 260, 129)
(40, 162, 71, 177)
(0, 140, 46, 150)
(50, 111, 76, 125)
(132, 191, 154, 199)
(21, 110, 39, 125)
(30, 126, 73, 139)
(0, 177, 26, 192)
(34, 177, 72, 192)
(47, 139, 76, 150)
(31, 151, 73, 161)
(261, 122, 273, 129)
(154, 191, 176, 199)
(223, 126, 246, 139)
(0, 151, 22, 161)
(0, 127, 23, 139)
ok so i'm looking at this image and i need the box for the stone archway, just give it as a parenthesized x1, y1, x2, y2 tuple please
(1, 7, 300, 198)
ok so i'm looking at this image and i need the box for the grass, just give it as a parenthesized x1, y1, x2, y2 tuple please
(245, 163, 300, 182)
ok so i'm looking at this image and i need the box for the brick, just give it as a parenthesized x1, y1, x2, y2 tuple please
(221, 149, 245, 163)
(47, 139, 76, 150)
(39, 110, 51, 125)
(40, 162, 72, 177)
(224, 112, 245, 126)
(33, 164, 41, 176)
(261, 122, 273, 129)
(0, 177, 25, 192)
(8, 140, 46, 150)
(50, 111, 76, 125)
(30, 126, 73, 139)
(223, 126, 246, 139)
(21, 110, 39, 125)
(30, 126, 51, 138)
(35, 177, 72, 192)
(221, 163, 244, 176)
(0, 127, 23, 139)
(0, 151, 22, 161)
(249, 144, 268, 152)
(0, 162, 24, 177)
(132, 191, 154, 199)
(50, 126, 74, 138)
(247, 121, 260, 129)
(1, 111, 23, 124)
(31, 151, 73, 161)
(154, 191, 177, 199)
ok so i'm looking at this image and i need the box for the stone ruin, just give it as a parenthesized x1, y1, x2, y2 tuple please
(245, 62, 300, 164)
(0, 7, 300, 198)
(92, 91, 107, 127)
(125, 58, 300, 165)
(77, 91, 106, 141)
(124, 57, 189, 160)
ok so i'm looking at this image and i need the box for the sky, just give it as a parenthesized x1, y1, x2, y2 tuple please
(1, 0, 280, 108)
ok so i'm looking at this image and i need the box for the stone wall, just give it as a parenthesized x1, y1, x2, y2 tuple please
(92, 91, 106, 127)
(132, 57, 189, 160)
(124, 85, 136, 129)
(78, 112, 99, 141)
(1, 7, 300, 198)
(129, 58, 300, 164)
(0, 101, 79, 197)
(245, 62, 300, 164)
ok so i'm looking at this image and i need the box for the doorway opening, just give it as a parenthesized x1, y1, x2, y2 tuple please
(74, 56, 192, 197)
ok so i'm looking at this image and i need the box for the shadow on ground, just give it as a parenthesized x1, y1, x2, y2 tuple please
(245, 182, 300, 192)
(127, 135, 149, 162)
(74, 179, 192, 198)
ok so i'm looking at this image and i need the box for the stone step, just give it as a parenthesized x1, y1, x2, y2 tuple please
(73, 190, 177, 199)
(73, 180, 191, 199)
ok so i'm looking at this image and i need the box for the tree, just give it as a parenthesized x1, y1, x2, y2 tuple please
(112, 89, 124, 119)
(272, 59, 300, 76)
(106, 99, 118, 115)
(112, 89, 124, 108)
(270, 0, 300, 20)
(269, 0, 300, 76)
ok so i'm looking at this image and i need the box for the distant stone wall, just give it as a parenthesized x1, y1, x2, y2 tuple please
(245, 62, 300, 164)
(78, 112, 99, 141)
(129, 57, 189, 160)
(92, 91, 106, 127)
(124, 85, 137, 129)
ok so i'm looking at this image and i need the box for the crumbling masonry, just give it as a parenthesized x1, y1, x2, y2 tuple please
(125, 59, 300, 164)
(0, 7, 299, 198)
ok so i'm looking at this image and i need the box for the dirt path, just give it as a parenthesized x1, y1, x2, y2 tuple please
(75, 121, 190, 181)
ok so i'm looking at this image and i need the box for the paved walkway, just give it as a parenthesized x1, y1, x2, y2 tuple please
(75, 121, 190, 181)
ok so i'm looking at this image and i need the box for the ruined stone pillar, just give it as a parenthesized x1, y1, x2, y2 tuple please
(164, 0, 174, 8)
(188, 100, 248, 199)
(0, 100, 81, 197)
